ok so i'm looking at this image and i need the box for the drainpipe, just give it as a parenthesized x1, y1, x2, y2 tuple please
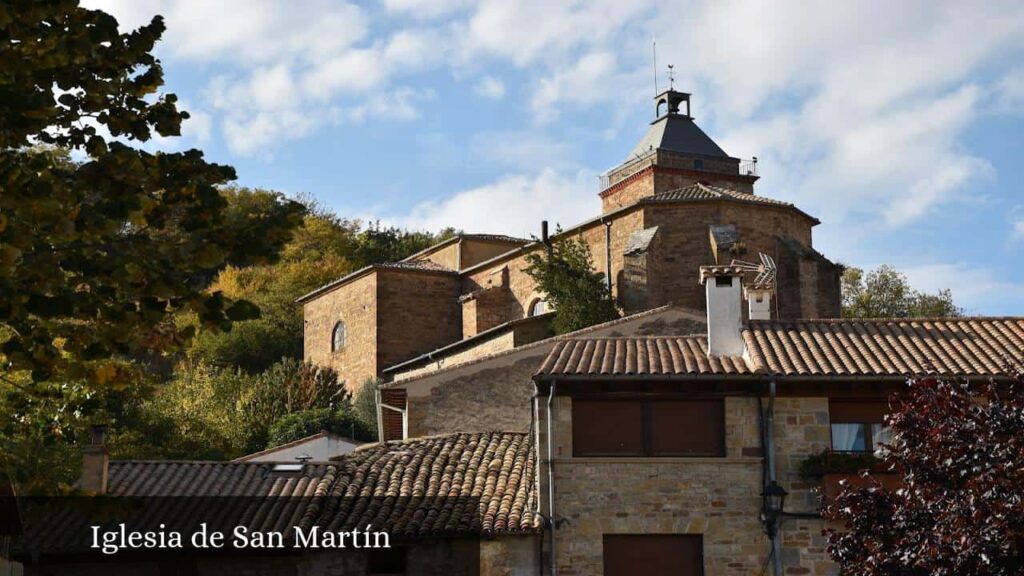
(602, 219, 613, 295)
(374, 386, 384, 442)
(546, 379, 558, 576)
(765, 378, 783, 576)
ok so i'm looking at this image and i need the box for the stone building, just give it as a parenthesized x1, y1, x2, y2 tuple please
(298, 90, 842, 391)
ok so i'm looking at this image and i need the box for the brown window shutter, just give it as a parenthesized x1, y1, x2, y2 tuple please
(380, 389, 407, 442)
(603, 534, 703, 576)
(573, 400, 644, 457)
(829, 400, 888, 423)
(649, 400, 725, 456)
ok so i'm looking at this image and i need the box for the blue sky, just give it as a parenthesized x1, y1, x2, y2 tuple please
(86, 0, 1024, 314)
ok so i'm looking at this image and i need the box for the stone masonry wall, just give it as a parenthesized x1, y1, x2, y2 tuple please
(302, 273, 377, 391)
(642, 202, 820, 318)
(540, 396, 767, 575)
(405, 355, 541, 437)
(773, 397, 834, 576)
(375, 269, 462, 373)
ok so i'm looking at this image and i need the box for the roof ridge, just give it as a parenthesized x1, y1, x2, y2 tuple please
(747, 316, 1024, 323)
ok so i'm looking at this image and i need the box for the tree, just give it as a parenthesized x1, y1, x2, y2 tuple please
(0, 2, 304, 391)
(266, 407, 375, 448)
(524, 233, 619, 334)
(841, 265, 961, 318)
(826, 370, 1024, 575)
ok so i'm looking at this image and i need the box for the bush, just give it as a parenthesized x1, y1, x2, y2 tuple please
(798, 450, 886, 480)
(353, 377, 380, 439)
(266, 407, 374, 447)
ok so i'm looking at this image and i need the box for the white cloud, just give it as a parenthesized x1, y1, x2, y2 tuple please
(383, 0, 470, 20)
(469, 131, 574, 170)
(901, 263, 1024, 314)
(1013, 220, 1024, 242)
(531, 52, 619, 122)
(474, 76, 506, 100)
(387, 169, 599, 237)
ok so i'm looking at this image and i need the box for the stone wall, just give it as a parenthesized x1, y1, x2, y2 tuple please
(405, 355, 540, 437)
(534, 393, 843, 575)
(772, 397, 834, 575)
(641, 202, 832, 318)
(302, 272, 378, 391)
(415, 241, 461, 271)
(459, 239, 524, 270)
(540, 396, 767, 575)
(375, 269, 462, 373)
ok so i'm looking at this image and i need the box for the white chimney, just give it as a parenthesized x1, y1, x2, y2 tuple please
(744, 285, 773, 320)
(699, 266, 745, 357)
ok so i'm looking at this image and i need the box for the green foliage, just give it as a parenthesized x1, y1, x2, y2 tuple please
(524, 232, 619, 334)
(841, 265, 962, 318)
(266, 407, 374, 448)
(353, 377, 381, 438)
(798, 450, 885, 480)
(350, 222, 458, 267)
(0, 3, 305, 392)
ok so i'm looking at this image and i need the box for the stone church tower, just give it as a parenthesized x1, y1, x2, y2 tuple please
(299, 90, 842, 389)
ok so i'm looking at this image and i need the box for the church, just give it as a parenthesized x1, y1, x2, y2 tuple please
(298, 88, 842, 392)
(17, 91, 1023, 576)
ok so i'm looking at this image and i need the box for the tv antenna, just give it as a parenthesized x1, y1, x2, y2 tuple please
(652, 37, 658, 96)
(729, 253, 777, 288)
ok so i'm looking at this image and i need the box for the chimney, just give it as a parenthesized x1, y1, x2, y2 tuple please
(699, 265, 745, 357)
(744, 284, 773, 320)
(80, 425, 109, 494)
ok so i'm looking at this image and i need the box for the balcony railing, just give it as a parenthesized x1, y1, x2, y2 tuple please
(598, 151, 759, 192)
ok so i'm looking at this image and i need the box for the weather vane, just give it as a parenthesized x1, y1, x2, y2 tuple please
(667, 64, 675, 90)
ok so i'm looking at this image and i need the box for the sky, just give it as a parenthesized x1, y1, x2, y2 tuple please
(84, 0, 1024, 315)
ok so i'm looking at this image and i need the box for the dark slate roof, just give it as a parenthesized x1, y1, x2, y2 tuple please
(626, 114, 730, 160)
(534, 318, 1024, 380)
(20, 433, 539, 554)
(623, 227, 659, 256)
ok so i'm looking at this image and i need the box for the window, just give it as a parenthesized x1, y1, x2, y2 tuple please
(829, 400, 890, 455)
(693, 158, 705, 170)
(573, 399, 724, 457)
(529, 299, 548, 317)
(604, 535, 703, 576)
(331, 321, 347, 352)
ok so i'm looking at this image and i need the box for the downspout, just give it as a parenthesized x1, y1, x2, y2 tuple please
(375, 386, 384, 442)
(546, 379, 558, 576)
(603, 219, 613, 295)
(765, 378, 783, 576)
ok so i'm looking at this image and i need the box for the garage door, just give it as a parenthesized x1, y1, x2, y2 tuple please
(603, 534, 703, 576)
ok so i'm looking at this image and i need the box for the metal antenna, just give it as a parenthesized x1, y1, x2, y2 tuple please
(667, 64, 675, 90)
(729, 253, 777, 288)
(652, 37, 658, 97)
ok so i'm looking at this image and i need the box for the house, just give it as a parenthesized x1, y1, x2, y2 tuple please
(298, 90, 842, 392)
(233, 431, 365, 463)
(13, 432, 540, 575)
(527, 266, 1024, 575)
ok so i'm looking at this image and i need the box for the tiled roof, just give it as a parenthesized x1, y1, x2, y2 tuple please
(646, 183, 791, 207)
(698, 264, 747, 282)
(459, 233, 530, 244)
(296, 260, 456, 303)
(745, 318, 1024, 378)
(376, 260, 455, 272)
(536, 336, 753, 377)
(21, 433, 538, 553)
(534, 318, 1024, 380)
(640, 183, 818, 222)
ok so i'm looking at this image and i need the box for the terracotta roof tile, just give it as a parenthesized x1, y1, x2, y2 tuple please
(535, 318, 1024, 380)
(21, 433, 538, 553)
(535, 336, 754, 377)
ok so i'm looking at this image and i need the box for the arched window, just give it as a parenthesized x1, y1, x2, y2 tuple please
(331, 321, 347, 352)
(529, 299, 549, 317)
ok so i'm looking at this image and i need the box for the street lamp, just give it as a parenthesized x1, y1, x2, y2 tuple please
(761, 480, 788, 537)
